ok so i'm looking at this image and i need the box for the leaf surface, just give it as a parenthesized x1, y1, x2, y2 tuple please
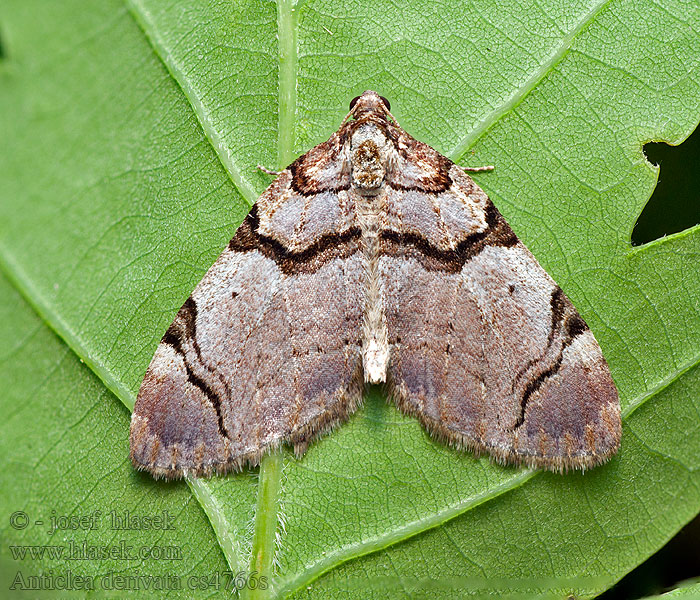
(1, 0, 699, 598)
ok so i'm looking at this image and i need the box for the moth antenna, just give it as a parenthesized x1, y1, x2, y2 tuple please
(384, 108, 400, 128)
(462, 164, 495, 172)
(257, 164, 280, 176)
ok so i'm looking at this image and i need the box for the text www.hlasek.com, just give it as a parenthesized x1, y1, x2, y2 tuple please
(9, 540, 181, 561)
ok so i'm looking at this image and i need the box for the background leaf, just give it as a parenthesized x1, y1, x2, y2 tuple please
(637, 580, 700, 600)
(0, 273, 232, 598)
(1, 0, 699, 599)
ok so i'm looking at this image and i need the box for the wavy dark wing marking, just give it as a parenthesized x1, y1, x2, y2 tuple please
(380, 147, 620, 471)
(130, 141, 366, 479)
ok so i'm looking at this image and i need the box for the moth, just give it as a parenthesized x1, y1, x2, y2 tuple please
(130, 90, 621, 479)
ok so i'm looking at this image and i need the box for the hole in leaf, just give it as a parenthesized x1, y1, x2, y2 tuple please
(632, 126, 700, 246)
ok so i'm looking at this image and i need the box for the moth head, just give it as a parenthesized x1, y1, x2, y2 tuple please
(349, 90, 391, 118)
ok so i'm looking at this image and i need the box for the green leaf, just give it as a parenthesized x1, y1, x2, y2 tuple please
(1, 0, 698, 599)
(638, 580, 700, 600)
(0, 273, 232, 598)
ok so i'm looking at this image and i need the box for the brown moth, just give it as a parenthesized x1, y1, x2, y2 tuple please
(130, 90, 621, 479)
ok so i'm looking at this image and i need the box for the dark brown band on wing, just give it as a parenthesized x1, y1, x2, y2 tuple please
(511, 286, 567, 393)
(378, 200, 518, 272)
(548, 287, 567, 345)
(161, 299, 229, 439)
(511, 287, 591, 430)
(161, 298, 197, 358)
(385, 152, 453, 193)
(229, 204, 362, 275)
(565, 313, 588, 338)
(285, 126, 353, 197)
(288, 158, 351, 196)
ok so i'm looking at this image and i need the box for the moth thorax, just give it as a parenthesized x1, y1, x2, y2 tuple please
(351, 139, 385, 192)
